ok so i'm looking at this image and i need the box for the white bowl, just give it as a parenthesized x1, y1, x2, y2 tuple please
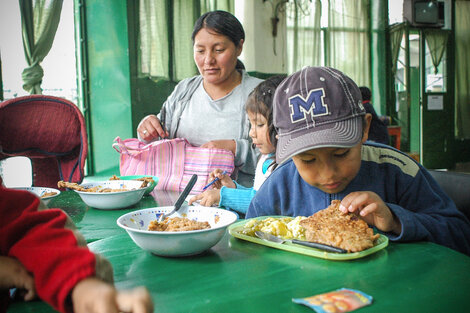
(14, 187, 61, 205)
(74, 180, 146, 210)
(117, 205, 238, 257)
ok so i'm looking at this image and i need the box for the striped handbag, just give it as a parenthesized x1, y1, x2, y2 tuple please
(113, 137, 235, 194)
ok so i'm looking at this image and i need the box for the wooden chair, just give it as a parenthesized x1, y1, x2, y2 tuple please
(387, 126, 401, 150)
(0, 95, 88, 189)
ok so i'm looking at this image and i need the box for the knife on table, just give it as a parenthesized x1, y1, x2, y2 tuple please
(255, 231, 348, 253)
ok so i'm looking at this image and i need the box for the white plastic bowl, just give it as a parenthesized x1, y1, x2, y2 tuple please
(117, 205, 238, 257)
(74, 180, 146, 210)
(14, 187, 61, 205)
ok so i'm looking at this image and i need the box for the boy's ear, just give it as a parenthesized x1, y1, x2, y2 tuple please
(361, 114, 373, 143)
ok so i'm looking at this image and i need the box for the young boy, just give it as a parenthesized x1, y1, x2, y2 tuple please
(246, 66, 470, 256)
(0, 183, 154, 313)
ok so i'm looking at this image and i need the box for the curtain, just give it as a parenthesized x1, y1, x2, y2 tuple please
(424, 29, 449, 74)
(0, 51, 3, 101)
(286, 0, 322, 73)
(455, 0, 470, 139)
(139, 0, 233, 82)
(19, 0, 63, 94)
(389, 23, 404, 76)
(139, 0, 170, 79)
(200, 0, 233, 12)
(286, 0, 370, 84)
(327, 0, 370, 86)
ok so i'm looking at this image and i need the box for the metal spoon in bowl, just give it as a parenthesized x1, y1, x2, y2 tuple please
(157, 174, 198, 222)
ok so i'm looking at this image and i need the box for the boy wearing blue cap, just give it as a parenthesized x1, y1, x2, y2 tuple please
(246, 66, 470, 255)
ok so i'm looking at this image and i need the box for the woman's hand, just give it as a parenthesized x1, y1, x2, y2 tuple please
(201, 139, 236, 155)
(137, 115, 168, 141)
(339, 191, 402, 235)
(72, 277, 153, 313)
(0, 256, 36, 301)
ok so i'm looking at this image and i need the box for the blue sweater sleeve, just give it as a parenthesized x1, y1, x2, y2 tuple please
(219, 184, 256, 214)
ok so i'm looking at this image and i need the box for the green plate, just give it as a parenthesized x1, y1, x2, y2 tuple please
(117, 175, 158, 195)
(228, 217, 388, 261)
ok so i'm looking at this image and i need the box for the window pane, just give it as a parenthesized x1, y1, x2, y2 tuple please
(0, 1, 77, 102)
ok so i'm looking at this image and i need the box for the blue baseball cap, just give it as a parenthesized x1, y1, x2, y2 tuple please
(274, 66, 366, 164)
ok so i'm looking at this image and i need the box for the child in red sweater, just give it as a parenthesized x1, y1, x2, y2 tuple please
(0, 182, 153, 313)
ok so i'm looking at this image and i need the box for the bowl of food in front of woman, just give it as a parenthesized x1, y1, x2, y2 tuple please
(58, 180, 147, 209)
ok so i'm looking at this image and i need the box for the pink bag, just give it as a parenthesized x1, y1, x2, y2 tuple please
(112, 137, 235, 193)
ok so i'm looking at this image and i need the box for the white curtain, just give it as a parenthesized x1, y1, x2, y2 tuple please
(286, 0, 370, 86)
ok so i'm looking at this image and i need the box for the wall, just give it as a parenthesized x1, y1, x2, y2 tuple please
(82, 0, 132, 174)
(370, 0, 389, 116)
(237, 0, 286, 74)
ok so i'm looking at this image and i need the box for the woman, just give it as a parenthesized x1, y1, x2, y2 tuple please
(137, 10, 263, 187)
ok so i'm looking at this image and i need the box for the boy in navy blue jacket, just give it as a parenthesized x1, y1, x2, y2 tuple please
(246, 66, 470, 255)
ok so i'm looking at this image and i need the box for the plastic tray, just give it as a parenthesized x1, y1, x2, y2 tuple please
(228, 217, 388, 261)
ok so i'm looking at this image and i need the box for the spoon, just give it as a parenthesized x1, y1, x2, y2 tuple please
(157, 174, 198, 222)
(254, 231, 347, 253)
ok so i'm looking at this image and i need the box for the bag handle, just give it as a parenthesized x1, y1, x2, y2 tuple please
(112, 136, 140, 155)
(113, 137, 191, 155)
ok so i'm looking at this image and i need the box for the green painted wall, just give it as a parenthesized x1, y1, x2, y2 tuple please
(370, 0, 389, 116)
(84, 0, 132, 174)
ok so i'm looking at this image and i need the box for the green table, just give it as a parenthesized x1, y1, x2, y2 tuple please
(8, 191, 470, 313)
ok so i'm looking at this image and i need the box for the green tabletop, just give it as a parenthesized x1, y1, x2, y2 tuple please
(8, 191, 470, 313)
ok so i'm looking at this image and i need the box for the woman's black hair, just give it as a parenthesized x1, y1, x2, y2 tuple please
(192, 10, 246, 70)
(245, 74, 287, 170)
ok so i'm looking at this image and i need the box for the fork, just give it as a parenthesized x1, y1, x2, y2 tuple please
(157, 174, 198, 222)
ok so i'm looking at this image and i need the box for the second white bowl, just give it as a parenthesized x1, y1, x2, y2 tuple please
(74, 180, 146, 209)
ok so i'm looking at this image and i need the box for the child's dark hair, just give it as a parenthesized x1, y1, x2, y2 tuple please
(245, 74, 287, 169)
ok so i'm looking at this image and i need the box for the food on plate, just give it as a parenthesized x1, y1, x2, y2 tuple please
(242, 216, 307, 240)
(57, 181, 143, 193)
(109, 175, 154, 188)
(41, 191, 58, 198)
(299, 200, 380, 252)
(148, 217, 211, 232)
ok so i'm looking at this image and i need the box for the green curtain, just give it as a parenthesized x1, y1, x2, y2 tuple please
(139, 0, 170, 79)
(327, 0, 370, 86)
(389, 23, 404, 76)
(139, 0, 233, 82)
(455, 0, 470, 139)
(286, 0, 322, 73)
(19, 0, 63, 94)
(200, 0, 233, 13)
(424, 29, 449, 74)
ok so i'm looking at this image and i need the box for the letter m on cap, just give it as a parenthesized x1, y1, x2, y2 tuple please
(289, 88, 328, 123)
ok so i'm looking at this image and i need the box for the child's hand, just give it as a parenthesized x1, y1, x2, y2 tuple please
(72, 277, 153, 313)
(189, 189, 221, 207)
(339, 191, 402, 234)
(0, 256, 36, 301)
(208, 169, 235, 189)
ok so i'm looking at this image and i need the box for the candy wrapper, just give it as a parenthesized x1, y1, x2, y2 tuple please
(292, 288, 372, 313)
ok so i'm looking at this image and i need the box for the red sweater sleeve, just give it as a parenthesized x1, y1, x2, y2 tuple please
(0, 186, 113, 313)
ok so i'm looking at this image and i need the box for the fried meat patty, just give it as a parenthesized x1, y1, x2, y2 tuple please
(299, 200, 380, 252)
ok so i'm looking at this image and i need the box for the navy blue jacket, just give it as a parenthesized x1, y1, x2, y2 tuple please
(247, 143, 470, 255)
